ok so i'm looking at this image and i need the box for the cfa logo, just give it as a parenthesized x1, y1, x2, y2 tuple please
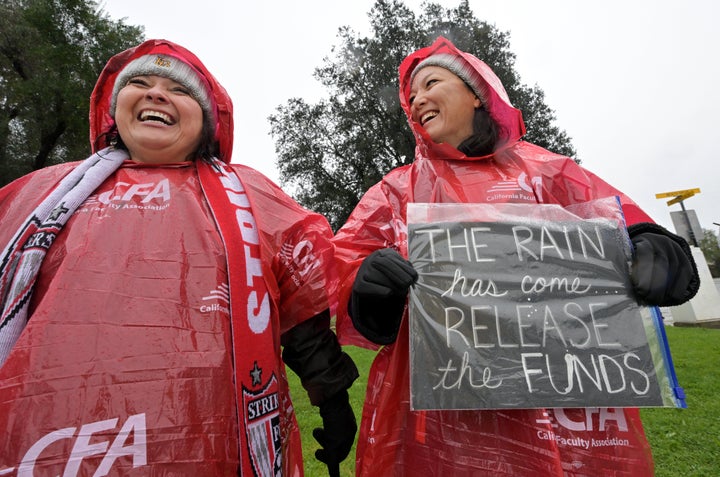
(278, 240, 321, 290)
(539, 407, 629, 432)
(1, 414, 147, 476)
(487, 172, 544, 202)
(287, 240, 320, 278)
(96, 179, 171, 204)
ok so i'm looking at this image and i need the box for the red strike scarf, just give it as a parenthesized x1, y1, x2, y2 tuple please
(197, 158, 282, 476)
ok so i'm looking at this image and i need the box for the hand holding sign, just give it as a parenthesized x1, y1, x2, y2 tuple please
(628, 222, 699, 307)
(354, 249, 418, 297)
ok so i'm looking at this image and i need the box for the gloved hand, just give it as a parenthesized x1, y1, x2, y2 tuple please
(350, 248, 418, 344)
(313, 389, 357, 477)
(628, 222, 699, 307)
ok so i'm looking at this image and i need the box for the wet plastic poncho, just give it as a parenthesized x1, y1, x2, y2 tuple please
(333, 37, 655, 476)
(0, 40, 355, 476)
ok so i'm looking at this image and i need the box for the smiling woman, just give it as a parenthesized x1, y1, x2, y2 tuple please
(0, 39, 358, 476)
(114, 75, 205, 163)
(331, 35, 700, 477)
(409, 65, 480, 149)
(109, 52, 212, 164)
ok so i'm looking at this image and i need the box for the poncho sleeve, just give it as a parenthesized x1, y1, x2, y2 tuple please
(232, 164, 338, 333)
(332, 172, 410, 349)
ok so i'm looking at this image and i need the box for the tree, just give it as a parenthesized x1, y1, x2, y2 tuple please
(0, 0, 144, 186)
(269, 0, 576, 231)
(699, 229, 720, 277)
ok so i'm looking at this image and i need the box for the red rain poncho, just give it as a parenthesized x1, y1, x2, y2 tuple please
(0, 40, 351, 476)
(333, 37, 655, 476)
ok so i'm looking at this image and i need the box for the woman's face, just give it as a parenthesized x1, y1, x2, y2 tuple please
(409, 65, 481, 148)
(114, 75, 204, 164)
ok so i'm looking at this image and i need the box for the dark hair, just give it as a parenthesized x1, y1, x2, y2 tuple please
(457, 107, 498, 157)
(96, 121, 219, 162)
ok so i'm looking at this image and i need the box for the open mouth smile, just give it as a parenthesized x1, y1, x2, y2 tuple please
(138, 110, 175, 125)
(420, 111, 438, 126)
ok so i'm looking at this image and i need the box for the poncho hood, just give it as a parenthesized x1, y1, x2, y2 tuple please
(399, 36, 526, 159)
(90, 39, 234, 163)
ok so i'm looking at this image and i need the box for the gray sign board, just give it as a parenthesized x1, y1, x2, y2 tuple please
(408, 206, 667, 410)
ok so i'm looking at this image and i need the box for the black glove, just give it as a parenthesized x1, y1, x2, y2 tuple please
(281, 310, 359, 407)
(313, 389, 357, 477)
(628, 222, 700, 306)
(350, 248, 418, 345)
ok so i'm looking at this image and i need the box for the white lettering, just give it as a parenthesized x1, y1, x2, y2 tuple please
(95, 414, 147, 475)
(552, 407, 629, 432)
(292, 240, 319, 277)
(248, 291, 271, 334)
(64, 418, 118, 476)
(96, 180, 171, 205)
(16, 414, 147, 476)
(18, 428, 76, 476)
(216, 162, 270, 334)
(142, 179, 170, 203)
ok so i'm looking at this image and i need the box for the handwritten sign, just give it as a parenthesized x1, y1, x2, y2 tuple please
(407, 201, 671, 410)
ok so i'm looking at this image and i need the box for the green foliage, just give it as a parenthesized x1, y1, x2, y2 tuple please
(290, 328, 720, 476)
(0, 0, 144, 186)
(269, 0, 577, 231)
(698, 229, 720, 277)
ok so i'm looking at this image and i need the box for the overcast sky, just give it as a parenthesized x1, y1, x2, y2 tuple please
(102, 0, 719, 234)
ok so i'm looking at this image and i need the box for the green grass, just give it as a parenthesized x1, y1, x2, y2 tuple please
(289, 327, 720, 476)
(641, 326, 720, 476)
(287, 345, 376, 477)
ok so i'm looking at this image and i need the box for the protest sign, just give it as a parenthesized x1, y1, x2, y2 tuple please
(408, 199, 682, 410)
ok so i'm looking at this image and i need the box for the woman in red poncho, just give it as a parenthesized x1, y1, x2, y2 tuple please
(332, 36, 698, 476)
(0, 39, 358, 476)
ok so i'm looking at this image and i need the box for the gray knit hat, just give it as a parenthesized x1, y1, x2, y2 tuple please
(410, 53, 488, 106)
(110, 54, 214, 128)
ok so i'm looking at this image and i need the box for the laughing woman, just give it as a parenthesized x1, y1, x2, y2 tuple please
(332, 36, 699, 476)
(0, 39, 357, 476)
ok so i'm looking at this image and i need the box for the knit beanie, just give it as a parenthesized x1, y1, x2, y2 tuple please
(410, 53, 488, 106)
(109, 54, 214, 131)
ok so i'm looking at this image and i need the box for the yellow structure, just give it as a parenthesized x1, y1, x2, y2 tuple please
(655, 188, 700, 205)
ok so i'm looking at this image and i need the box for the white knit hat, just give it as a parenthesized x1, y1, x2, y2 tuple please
(110, 54, 214, 129)
(410, 53, 488, 106)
